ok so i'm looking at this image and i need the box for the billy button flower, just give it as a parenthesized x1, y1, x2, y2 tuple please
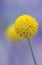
(6, 14, 39, 65)
(14, 14, 38, 39)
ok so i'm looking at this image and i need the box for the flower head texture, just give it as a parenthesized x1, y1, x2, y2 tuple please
(6, 14, 39, 41)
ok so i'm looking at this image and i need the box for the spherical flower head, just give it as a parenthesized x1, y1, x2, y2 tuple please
(6, 25, 20, 41)
(6, 14, 39, 41)
(14, 14, 39, 39)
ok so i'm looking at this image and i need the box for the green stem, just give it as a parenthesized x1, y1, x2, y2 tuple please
(28, 39, 37, 65)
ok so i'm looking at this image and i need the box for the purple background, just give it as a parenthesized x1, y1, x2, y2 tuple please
(0, 0, 42, 65)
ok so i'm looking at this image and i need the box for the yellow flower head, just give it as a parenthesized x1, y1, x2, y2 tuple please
(6, 14, 39, 41)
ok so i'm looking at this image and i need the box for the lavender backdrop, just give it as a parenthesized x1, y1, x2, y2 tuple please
(0, 0, 42, 65)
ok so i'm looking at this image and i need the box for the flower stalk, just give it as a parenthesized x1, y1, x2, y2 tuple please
(28, 39, 37, 65)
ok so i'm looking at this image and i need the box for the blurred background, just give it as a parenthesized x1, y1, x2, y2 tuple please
(0, 0, 42, 65)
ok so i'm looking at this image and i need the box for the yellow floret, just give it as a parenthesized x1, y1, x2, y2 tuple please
(6, 14, 39, 41)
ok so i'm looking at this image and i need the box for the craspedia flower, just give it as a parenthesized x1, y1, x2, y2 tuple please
(6, 14, 39, 65)
(6, 14, 38, 41)
(6, 24, 20, 41)
(14, 14, 38, 39)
